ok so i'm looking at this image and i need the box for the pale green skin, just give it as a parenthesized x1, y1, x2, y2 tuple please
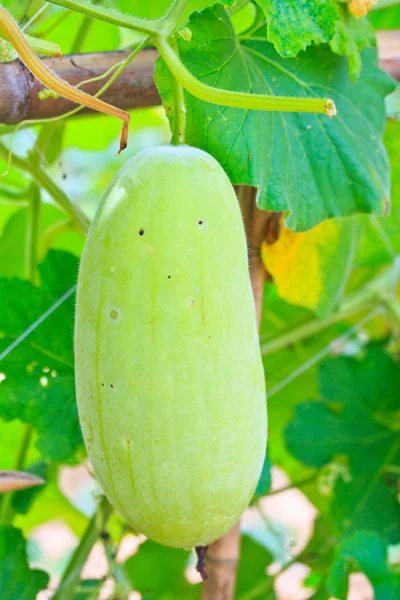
(75, 145, 267, 549)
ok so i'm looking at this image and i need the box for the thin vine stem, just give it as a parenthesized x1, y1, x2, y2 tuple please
(228, 0, 251, 15)
(260, 260, 400, 356)
(70, 0, 101, 53)
(264, 472, 319, 497)
(52, 497, 112, 600)
(267, 308, 382, 398)
(48, 0, 192, 37)
(39, 219, 74, 261)
(47, 0, 161, 35)
(155, 36, 336, 116)
(0, 29, 61, 57)
(0, 142, 89, 233)
(162, 0, 192, 32)
(0, 184, 30, 203)
(25, 183, 41, 283)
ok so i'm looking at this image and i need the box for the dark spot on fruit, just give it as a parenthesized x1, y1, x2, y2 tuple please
(139, 228, 144, 236)
(101, 383, 104, 387)
(110, 308, 119, 320)
(110, 384, 114, 388)
(168, 275, 171, 279)
(198, 221, 203, 225)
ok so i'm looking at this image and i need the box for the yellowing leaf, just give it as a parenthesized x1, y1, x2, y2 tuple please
(348, 0, 377, 18)
(262, 218, 359, 318)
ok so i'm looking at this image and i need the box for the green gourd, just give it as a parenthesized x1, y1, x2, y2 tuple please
(75, 145, 267, 549)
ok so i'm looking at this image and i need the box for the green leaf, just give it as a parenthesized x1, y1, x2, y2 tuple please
(285, 342, 400, 542)
(327, 532, 400, 600)
(329, 4, 375, 81)
(0, 204, 84, 279)
(11, 461, 48, 515)
(124, 540, 194, 598)
(111, 0, 217, 25)
(155, 5, 395, 231)
(255, 454, 272, 496)
(0, 525, 49, 600)
(236, 535, 273, 596)
(0, 250, 82, 462)
(369, 4, 400, 29)
(255, 0, 338, 57)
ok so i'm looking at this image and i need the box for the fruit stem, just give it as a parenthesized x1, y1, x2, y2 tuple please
(155, 36, 337, 116)
(170, 39, 186, 145)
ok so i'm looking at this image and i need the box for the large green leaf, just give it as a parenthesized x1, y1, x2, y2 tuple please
(155, 5, 394, 231)
(0, 250, 82, 462)
(285, 343, 400, 542)
(256, 0, 338, 57)
(327, 532, 400, 600)
(0, 525, 49, 600)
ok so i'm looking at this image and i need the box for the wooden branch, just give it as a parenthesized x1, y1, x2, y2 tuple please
(0, 31, 399, 125)
(0, 48, 159, 124)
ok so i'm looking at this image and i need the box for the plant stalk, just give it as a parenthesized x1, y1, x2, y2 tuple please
(25, 183, 41, 284)
(0, 142, 89, 234)
(170, 39, 186, 145)
(53, 496, 112, 600)
(155, 37, 336, 116)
